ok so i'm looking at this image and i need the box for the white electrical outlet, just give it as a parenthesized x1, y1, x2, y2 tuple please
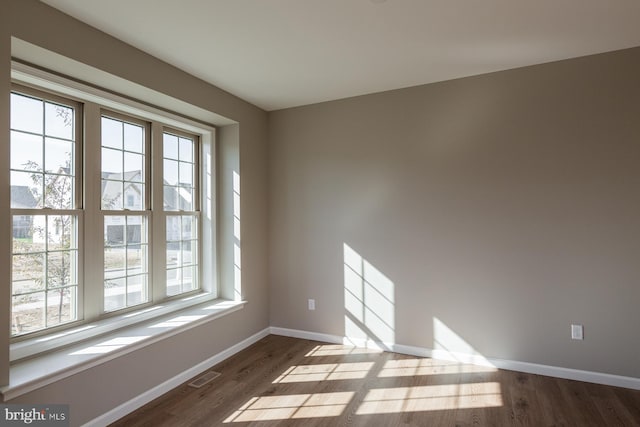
(571, 324, 583, 340)
(308, 299, 316, 310)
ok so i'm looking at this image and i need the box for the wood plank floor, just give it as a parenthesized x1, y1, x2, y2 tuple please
(111, 335, 640, 426)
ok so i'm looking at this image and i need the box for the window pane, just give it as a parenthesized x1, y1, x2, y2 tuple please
(44, 174, 73, 209)
(102, 115, 146, 212)
(179, 162, 193, 187)
(124, 152, 143, 179)
(105, 246, 125, 280)
(13, 215, 77, 254)
(179, 137, 193, 162)
(44, 138, 74, 174)
(47, 251, 73, 288)
(46, 286, 76, 327)
(11, 131, 42, 171)
(183, 266, 196, 292)
(11, 93, 43, 134)
(12, 253, 45, 293)
(12, 215, 43, 254)
(163, 133, 178, 159)
(11, 211, 79, 335)
(12, 292, 45, 335)
(164, 185, 178, 211)
(182, 241, 194, 265)
(104, 277, 126, 312)
(182, 216, 193, 240)
(104, 216, 149, 312)
(124, 183, 143, 210)
(164, 159, 178, 185)
(11, 91, 77, 216)
(127, 245, 147, 275)
(124, 123, 143, 153)
(166, 269, 180, 296)
(179, 187, 193, 211)
(105, 216, 125, 246)
(13, 216, 35, 252)
(164, 131, 196, 215)
(166, 215, 180, 241)
(47, 215, 76, 250)
(45, 102, 73, 140)
(102, 181, 124, 210)
(166, 214, 198, 296)
(167, 242, 179, 269)
(10, 175, 39, 209)
(127, 275, 146, 306)
(102, 147, 123, 174)
(102, 117, 123, 149)
(127, 219, 143, 245)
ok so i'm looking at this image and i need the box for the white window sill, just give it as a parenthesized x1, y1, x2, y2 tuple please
(11, 293, 222, 361)
(1, 298, 246, 401)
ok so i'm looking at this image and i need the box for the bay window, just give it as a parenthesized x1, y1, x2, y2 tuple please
(9, 78, 209, 340)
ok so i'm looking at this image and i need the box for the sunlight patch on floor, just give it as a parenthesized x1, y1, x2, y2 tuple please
(223, 392, 355, 422)
(378, 358, 497, 377)
(356, 383, 503, 414)
(305, 344, 382, 357)
(273, 362, 374, 383)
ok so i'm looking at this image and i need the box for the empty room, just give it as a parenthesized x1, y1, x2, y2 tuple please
(1, 0, 640, 426)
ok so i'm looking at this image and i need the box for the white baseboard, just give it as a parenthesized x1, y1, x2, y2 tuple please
(83, 327, 270, 427)
(270, 326, 640, 391)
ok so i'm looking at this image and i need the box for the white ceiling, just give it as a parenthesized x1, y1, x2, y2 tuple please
(41, 0, 640, 111)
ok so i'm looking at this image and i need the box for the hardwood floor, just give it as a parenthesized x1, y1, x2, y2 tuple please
(111, 335, 640, 426)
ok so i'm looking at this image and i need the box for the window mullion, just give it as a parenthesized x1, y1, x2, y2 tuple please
(148, 122, 167, 302)
(82, 102, 103, 320)
(151, 122, 166, 302)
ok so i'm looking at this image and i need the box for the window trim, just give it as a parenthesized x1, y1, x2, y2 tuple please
(9, 61, 219, 358)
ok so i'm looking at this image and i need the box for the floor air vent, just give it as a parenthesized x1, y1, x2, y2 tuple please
(188, 371, 221, 388)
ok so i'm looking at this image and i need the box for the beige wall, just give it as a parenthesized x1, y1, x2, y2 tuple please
(269, 47, 640, 379)
(2, 0, 269, 425)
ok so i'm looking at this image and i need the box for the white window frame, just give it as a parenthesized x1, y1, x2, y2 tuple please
(162, 127, 201, 297)
(9, 84, 84, 336)
(9, 61, 218, 359)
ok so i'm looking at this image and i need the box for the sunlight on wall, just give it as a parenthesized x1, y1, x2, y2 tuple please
(356, 383, 503, 415)
(344, 243, 395, 348)
(433, 317, 494, 367)
(224, 392, 355, 423)
(378, 358, 496, 378)
(206, 153, 213, 221)
(273, 362, 374, 383)
(232, 170, 241, 300)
